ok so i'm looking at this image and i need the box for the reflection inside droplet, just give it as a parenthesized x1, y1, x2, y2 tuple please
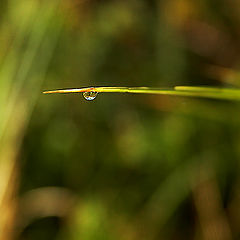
(82, 91, 98, 101)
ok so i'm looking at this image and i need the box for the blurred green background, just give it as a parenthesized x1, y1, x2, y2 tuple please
(1, 0, 240, 239)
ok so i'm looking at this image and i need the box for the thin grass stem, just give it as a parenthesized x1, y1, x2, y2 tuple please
(43, 86, 240, 101)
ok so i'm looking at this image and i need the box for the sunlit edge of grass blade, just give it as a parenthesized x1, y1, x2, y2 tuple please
(43, 86, 240, 100)
(174, 86, 240, 100)
(175, 86, 240, 93)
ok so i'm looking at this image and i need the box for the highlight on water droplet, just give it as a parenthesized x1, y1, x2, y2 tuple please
(82, 91, 98, 101)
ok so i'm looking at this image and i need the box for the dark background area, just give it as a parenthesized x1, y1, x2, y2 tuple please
(1, 0, 240, 239)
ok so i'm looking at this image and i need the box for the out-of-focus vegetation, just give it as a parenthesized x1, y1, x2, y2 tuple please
(1, 0, 240, 239)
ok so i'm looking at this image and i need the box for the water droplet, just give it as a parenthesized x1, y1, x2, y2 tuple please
(82, 91, 98, 101)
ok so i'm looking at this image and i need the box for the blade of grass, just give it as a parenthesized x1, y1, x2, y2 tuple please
(43, 86, 240, 101)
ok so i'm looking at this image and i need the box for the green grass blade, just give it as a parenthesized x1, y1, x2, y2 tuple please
(43, 86, 240, 101)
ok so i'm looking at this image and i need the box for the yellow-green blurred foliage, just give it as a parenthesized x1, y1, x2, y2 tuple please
(1, 0, 240, 239)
